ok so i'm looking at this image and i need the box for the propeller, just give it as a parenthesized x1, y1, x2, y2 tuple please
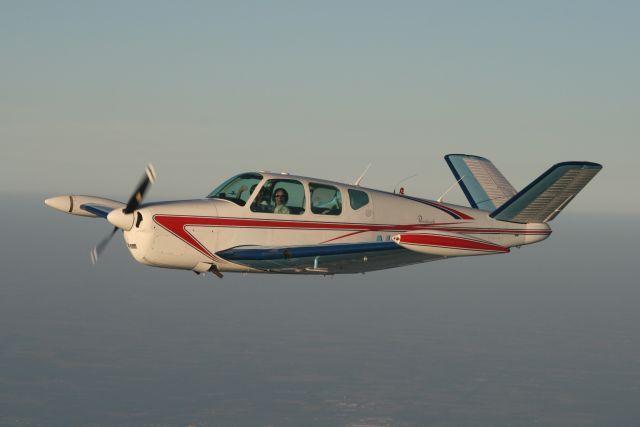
(90, 227, 118, 265)
(90, 164, 156, 265)
(124, 164, 157, 214)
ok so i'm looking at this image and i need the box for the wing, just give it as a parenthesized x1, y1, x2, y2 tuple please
(216, 241, 441, 274)
(44, 196, 124, 218)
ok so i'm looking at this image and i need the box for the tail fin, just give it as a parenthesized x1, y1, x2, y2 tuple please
(491, 161, 602, 223)
(445, 154, 517, 211)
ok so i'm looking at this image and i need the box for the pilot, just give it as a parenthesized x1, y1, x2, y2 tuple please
(273, 188, 290, 214)
(253, 186, 270, 211)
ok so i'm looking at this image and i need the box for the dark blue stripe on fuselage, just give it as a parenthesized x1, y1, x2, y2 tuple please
(217, 241, 400, 261)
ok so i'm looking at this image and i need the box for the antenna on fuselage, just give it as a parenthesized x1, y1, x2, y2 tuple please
(393, 174, 418, 194)
(354, 163, 372, 186)
(437, 175, 465, 202)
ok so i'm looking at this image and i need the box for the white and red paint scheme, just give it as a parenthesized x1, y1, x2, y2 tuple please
(44, 155, 601, 277)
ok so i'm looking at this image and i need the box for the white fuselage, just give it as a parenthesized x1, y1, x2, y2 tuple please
(122, 173, 550, 274)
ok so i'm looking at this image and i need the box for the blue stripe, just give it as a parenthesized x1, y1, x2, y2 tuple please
(217, 241, 400, 261)
(80, 204, 114, 218)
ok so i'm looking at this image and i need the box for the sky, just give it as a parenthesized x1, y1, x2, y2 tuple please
(1, 1, 638, 213)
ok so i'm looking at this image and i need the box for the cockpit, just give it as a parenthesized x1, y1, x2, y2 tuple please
(206, 173, 263, 206)
(207, 172, 370, 216)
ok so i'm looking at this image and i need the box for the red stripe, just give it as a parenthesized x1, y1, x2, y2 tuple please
(154, 215, 463, 233)
(153, 215, 545, 256)
(153, 216, 222, 262)
(153, 215, 549, 236)
(399, 195, 475, 220)
(321, 230, 367, 243)
(398, 234, 509, 253)
(426, 226, 551, 235)
(418, 200, 475, 220)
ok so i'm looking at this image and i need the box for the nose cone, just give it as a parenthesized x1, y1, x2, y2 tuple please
(45, 196, 72, 213)
(107, 208, 135, 231)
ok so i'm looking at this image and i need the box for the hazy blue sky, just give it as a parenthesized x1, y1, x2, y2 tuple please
(1, 1, 638, 213)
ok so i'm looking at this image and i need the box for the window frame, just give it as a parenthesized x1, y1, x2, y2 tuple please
(348, 188, 370, 211)
(309, 182, 343, 216)
(250, 178, 307, 215)
(206, 172, 264, 206)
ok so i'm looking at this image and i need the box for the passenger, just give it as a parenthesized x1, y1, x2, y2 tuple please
(273, 188, 290, 214)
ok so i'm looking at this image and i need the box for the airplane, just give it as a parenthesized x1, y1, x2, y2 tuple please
(44, 154, 602, 278)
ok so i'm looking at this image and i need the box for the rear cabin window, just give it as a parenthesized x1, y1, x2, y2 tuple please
(310, 183, 342, 215)
(250, 179, 305, 215)
(348, 189, 370, 210)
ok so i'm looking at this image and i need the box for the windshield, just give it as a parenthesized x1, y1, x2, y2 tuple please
(206, 173, 263, 206)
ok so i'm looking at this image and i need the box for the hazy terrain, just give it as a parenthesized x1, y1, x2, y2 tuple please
(1, 195, 638, 426)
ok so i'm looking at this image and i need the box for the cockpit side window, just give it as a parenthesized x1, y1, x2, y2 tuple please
(206, 173, 263, 206)
(348, 189, 370, 210)
(310, 183, 342, 215)
(250, 179, 305, 215)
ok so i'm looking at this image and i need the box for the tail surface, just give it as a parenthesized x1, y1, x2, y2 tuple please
(445, 154, 517, 211)
(490, 161, 602, 223)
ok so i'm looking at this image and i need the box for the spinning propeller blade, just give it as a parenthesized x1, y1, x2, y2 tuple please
(90, 227, 118, 265)
(91, 163, 156, 264)
(124, 164, 156, 214)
